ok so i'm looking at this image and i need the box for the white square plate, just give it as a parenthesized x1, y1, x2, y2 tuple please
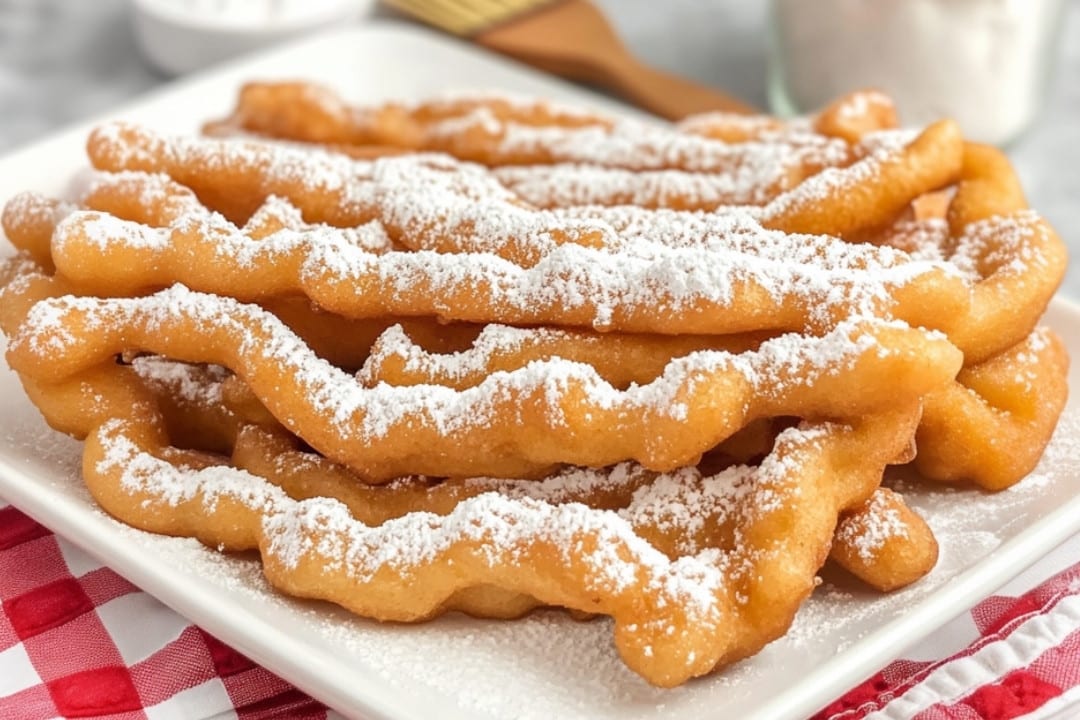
(1, 22, 1078, 720)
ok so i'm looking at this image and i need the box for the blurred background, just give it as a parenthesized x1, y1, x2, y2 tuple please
(1, 0, 1077, 295)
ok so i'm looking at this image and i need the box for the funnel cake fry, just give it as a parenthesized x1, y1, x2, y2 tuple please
(6, 284, 960, 480)
(915, 328, 1070, 490)
(203, 82, 853, 177)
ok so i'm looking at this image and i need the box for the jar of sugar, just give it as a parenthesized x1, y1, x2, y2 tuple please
(767, 0, 1067, 145)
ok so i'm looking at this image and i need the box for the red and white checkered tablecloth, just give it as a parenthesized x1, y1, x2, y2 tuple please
(2, 498, 1079, 720)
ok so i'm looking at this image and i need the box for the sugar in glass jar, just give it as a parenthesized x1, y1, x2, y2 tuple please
(768, 0, 1067, 145)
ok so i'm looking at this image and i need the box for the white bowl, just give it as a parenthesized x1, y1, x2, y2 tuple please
(131, 0, 369, 75)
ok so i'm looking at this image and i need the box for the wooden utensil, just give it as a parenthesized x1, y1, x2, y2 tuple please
(383, 0, 757, 119)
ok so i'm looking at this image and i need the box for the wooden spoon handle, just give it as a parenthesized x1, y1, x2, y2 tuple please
(596, 57, 757, 118)
(476, 0, 755, 119)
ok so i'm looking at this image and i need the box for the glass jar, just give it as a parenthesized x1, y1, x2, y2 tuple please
(767, 0, 1067, 145)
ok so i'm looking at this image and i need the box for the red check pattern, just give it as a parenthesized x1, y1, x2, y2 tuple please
(1, 498, 1079, 720)
(817, 559, 1080, 720)
(0, 504, 334, 720)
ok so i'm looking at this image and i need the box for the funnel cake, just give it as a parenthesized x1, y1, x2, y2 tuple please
(0, 85, 1070, 689)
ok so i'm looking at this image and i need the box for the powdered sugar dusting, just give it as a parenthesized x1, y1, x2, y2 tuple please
(416, 103, 850, 177)
(53, 192, 953, 334)
(835, 490, 910, 561)
(873, 209, 1053, 288)
(485, 129, 918, 211)
(2, 191, 76, 230)
(130, 355, 229, 407)
(493, 163, 781, 208)
(78, 124, 1011, 345)
(948, 211, 1045, 279)
(89, 124, 916, 271)
(358, 318, 918, 404)
(762, 137, 895, 222)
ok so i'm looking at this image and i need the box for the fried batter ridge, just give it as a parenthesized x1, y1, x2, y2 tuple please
(62, 132, 968, 337)
(5, 280, 961, 480)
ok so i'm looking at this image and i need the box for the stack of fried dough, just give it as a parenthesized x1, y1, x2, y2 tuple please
(0, 84, 1069, 688)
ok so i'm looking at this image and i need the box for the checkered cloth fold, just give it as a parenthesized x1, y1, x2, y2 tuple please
(2, 500, 1078, 720)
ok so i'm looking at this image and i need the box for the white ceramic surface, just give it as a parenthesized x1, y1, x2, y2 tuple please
(130, 0, 371, 75)
(0, 24, 1077, 720)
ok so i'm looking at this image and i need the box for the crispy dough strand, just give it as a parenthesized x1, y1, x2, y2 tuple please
(831, 488, 938, 591)
(7, 285, 961, 480)
(940, 145, 1068, 363)
(204, 82, 852, 177)
(915, 328, 1070, 490)
(80, 398, 922, 687)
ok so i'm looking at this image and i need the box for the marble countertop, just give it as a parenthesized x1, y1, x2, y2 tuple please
(1, 0, 1077, 298)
